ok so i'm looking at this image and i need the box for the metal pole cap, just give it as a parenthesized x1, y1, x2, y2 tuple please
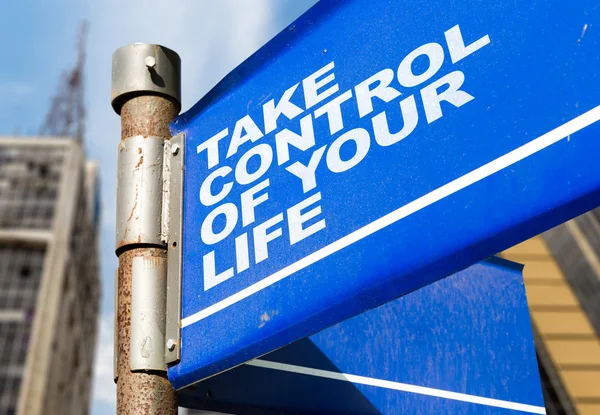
(111, 43, 181, 114)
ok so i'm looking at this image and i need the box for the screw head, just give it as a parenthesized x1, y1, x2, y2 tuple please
(167, 338, 176, 351)
(145, 56, 156, 69)
(171, 144, 180, 156)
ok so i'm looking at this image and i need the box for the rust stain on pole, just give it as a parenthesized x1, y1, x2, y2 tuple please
(116, 94, 178, 414)
(121, 95, 178, 141)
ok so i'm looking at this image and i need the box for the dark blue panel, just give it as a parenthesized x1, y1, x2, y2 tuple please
(180, 259, 545, 414)
(169, 0, 600, 387)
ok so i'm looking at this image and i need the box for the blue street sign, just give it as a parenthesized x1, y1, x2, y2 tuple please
(168, 0, 600, 388)
(179, 259, 546, 414)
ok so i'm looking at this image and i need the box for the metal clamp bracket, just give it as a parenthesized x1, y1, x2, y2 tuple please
(116, 135, 166, 250)
(130, 255, 168, 371)
(165, 133, 184, 364)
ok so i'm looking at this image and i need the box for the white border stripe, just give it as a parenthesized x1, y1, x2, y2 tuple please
(247, 359, 547, 414)
(182, 105, 600, 328)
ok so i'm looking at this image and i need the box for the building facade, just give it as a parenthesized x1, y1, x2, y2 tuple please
(0, 137, 100, 415)
(502, 216, 600, 415)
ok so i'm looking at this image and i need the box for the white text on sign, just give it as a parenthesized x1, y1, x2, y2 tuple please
(195, 24, 490, 291)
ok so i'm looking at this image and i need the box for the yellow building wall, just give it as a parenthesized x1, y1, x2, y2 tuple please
(503, 236, 600, 415)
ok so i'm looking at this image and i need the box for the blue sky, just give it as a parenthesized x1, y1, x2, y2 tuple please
(0, 1, 317, 413)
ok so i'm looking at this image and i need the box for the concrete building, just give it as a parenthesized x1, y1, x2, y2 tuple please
(0, 137, 100, 415)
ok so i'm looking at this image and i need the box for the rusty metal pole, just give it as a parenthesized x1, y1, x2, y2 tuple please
(111, 44, 181, 414)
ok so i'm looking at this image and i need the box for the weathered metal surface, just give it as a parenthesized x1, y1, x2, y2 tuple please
(117, 248, 177, 414)
(112, 44, 181, 115)
(160, 141, 172, 245)
(116, 135, 165, 249)
(130, 256, 168, 371)
(165, 133, 184, 364)
(114, 268, 119, 382)
(113, 44, 180, 415)
(121, 96, 178, 141)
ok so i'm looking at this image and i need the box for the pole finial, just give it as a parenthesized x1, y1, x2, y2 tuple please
(111, 43, 181, 115)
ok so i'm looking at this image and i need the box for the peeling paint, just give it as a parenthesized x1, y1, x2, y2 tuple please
(258, 310, 279, 328)
(140, 336, 152, 358)
(578, 23, 588, 43)
(259, 312, 271, 328)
